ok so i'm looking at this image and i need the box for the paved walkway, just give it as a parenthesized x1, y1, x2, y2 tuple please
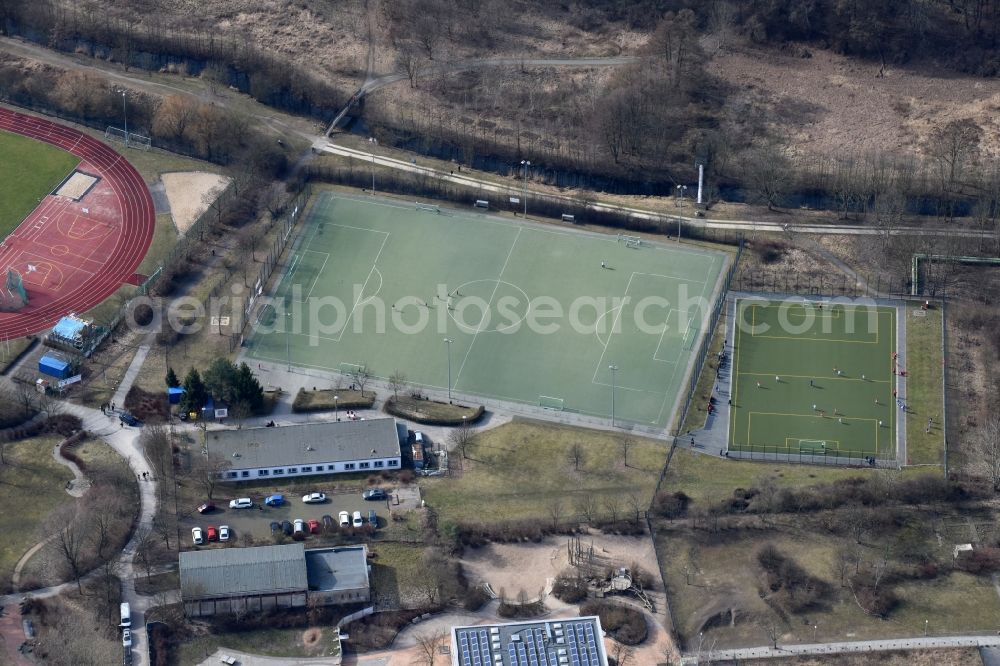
(683, 635, 1000, 663)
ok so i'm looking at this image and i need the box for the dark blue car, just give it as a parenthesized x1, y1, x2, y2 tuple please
(264, 494, 285, 507)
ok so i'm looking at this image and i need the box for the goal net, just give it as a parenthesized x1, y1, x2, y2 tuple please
(415, 202, 441, 214)
(797, 439, 828, 454)
(104, 127, 152, 151)
(619, 234, 642, 248)
(339, 362, 365, 376)
(539, 395, 565, 411)
(0, 268, 28, 312)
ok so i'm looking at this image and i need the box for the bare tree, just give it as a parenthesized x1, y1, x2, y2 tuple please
(741, 142, 790, 211)
(975, 414, 1000, 491)
(575, 494, 598, 523)
(548, 498, 565, 529)
(610, 643, 635, 666)
(626, 492, 644, 526)
(134, 528, 155, 582)
(603, 495, 622, 524)
(187, 453, 230, 500)
(53, 509, 88, 593)
(567, 442, 586, 471)
(350, 363, 372, 397)
(153, 514, 174, 551)
(141, 425, 171, 482)
(619, 436, 634, 468)
(448, 421, 476, 459)
(414, 630, 445, 665)
(388, 369, 407, 401)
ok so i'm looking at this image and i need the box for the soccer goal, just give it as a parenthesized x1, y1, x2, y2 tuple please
(539, 395, 565, 411)
(104, 126, 152, 151)
(339, 362, 365, 376)
(619, 234, 642, 248)
(797, 439, 829, 454)
(415, 202, 441, 214)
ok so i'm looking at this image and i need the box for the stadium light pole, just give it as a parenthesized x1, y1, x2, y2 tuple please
(369, 137, 377, 195)
(520, 159, 530, 217)
(676, 184, 687, 207)
(443, 338, 454, 403)
(121, 90, 128, 149)
(609, 364, 619, 427)
(285, 311, 292, 371)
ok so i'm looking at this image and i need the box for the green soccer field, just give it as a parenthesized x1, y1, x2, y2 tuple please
(246, 193, 727, 427)
(0, 130, 80, 238)
(728, 299, 898, 459)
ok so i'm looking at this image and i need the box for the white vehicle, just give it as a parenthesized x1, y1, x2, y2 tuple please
(352, 511, 363, 528)
(229, 498, 253, 509)
(191, 527, 204, 545)
(338, 511, 350, 527)
(302, 492, 326, 504)
(293, 518, 305, 534)
(122, 628, 132, 647)
(219, 525, 231, 542)
(120, 602, 131, 628)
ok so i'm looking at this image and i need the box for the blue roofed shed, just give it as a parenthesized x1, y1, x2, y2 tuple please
(39, 355, 71, 379)
(168, 386, 186, 404)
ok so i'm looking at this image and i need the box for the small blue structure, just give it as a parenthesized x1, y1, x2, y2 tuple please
(167, 386, 185, 404)
(50, 316, 90, 349)
(39, 355, 71, 379)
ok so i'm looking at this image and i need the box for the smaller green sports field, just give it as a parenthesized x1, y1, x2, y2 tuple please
(0, 130, 80, 238)
(728, 299, 898, 459)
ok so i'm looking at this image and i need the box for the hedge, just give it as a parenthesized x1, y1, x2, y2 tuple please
(292, 388, 375, 413)
(383, 397, 485, 426)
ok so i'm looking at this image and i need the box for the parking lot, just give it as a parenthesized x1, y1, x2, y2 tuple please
(182, 488, 401, 548)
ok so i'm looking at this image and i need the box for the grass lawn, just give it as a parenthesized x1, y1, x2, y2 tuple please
(138, 213, 181, 276)
(134, 570, 178, 596)
(663, 447, 873, 505)
(904, 304, 945, 466)
(175, 626, 341, 665)
(658, 525, 1000, 649)
(0, 336, 35, 374)
(0, 130, 79, 239)
(421, 419, 669, 524)
(0, 435, 75, 591)
(367, 541, 429, 608)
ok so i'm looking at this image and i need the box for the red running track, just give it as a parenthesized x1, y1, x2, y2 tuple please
(0, 108, 154, 341)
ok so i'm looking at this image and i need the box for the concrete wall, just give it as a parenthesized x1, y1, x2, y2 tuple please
(183, 591, 308, 617)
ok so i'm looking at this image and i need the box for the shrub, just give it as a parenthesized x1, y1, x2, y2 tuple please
(956, 547, 1000, 575)
(652, 491, 689, 519)
(132, 303, 155, 326)
(580, 600, 647, 645)
(551, 574, 588, 603)
(462, 585, 491, 611)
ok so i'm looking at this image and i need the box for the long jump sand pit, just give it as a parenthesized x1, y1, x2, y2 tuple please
(55, 172, 98, 200)
(161, 171, 231, 233)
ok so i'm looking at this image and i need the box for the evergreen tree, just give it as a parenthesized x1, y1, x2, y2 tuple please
(180, 368, 209, 414)
(165, 367, 180, 389)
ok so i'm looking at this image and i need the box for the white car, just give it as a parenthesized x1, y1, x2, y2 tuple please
(352, 511, 363, 528)
(229, 498, 253, 509)
(302, 492, 326, 504)
(122, 628, 132, 647)
(191, 527, 204, 545)
(293, 518, 305, 534)
(219, 525, 231, 542)
(338, 511, 350, 527)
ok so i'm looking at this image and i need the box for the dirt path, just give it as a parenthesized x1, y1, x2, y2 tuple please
(0, 602, 31, 666)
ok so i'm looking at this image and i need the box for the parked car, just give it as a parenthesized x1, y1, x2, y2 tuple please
(191, 527, 204, 545)
(121, 413, 141, 427)
(302, 492, 326, 504)
(293, 518, 305, 534)
(121, 628, 132, 648)
(197, 502, 215, 514)
(338, 511, 350, 527)
(322, 515, 335, 531)
(363, 488, 387, 501)
(307, 519, 320, 534)
(352, 511, 363, 528)
(206, 526, 218, 541)
(229, 498, 253, 509)
(281, 520, 293, 536)
(219, 525, 231, 542)
(270, 521, 281, 535)
(264, 494, 285, 507)
(368, 509, 377, 527)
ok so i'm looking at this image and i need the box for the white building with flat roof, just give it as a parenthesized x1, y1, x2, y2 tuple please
(208, 418, 402, 481)
(451, 617, 608, 666)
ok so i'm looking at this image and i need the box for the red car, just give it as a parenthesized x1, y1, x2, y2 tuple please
(307, 519, 320, 534)
(206, 525, 218, 541)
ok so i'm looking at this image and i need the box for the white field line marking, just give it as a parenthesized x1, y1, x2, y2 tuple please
(591, 271, 635, 384)
(335, 232, 390, 343)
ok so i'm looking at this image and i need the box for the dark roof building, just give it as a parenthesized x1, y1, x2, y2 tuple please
(208, 418, 402, 481)
(451, 617, 608, 666)
(304, 545, 371, 605)
(179, 543, 308, 617)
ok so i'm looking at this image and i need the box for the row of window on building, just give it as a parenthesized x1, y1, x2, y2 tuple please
(225, 459, 398, 479)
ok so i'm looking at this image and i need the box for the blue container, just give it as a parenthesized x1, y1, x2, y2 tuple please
(38, 355, 71, 379)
